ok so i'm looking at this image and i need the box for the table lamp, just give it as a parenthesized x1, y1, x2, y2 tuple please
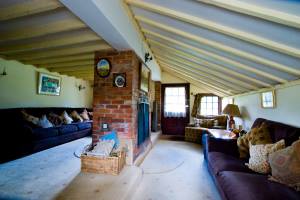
(222, 104, 241, 130)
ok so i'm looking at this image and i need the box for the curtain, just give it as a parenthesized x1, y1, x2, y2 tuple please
(191, 93, 202, 117)
(164, 87, 186, 118)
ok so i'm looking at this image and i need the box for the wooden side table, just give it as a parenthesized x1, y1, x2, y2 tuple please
(208, 129, 237, 139)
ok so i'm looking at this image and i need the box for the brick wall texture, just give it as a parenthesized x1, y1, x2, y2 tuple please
(93, 50, 140, 143)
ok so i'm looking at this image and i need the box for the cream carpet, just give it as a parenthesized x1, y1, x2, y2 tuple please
(131, 140, 221, 200)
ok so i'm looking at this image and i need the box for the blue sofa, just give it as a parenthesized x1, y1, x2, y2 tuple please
(0, 107, 92, 163)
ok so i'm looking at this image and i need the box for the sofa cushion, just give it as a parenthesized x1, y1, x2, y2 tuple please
(269, 139, 300, 191)
(217, 171, 300, 200)
(246, 139, 285, 174)
(207, 152, 252, 175)
(59, 124, 78, 135)
(76, 122, 92, 131)
(237, 122, 272, 158)
(251, 118, 300, 146)
(32, 127, 59, 140)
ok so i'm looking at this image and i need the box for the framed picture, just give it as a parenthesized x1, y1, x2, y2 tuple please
(113, 73, 126, 88)
(140, 64, 150, 93)
(38, 73, 61, 96)
(96, 58, 111, 78)
(261, 90, 275, 108)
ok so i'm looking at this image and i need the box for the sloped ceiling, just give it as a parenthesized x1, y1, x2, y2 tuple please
(126, 0, 300, 96)
(0, 0, 113, 81)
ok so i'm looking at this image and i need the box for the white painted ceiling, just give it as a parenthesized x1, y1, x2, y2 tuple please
(126, 0, 300, 96)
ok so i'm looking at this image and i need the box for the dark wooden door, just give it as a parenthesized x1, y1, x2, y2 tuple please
(161, 83, 190, 135)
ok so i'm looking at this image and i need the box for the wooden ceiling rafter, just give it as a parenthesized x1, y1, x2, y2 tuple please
(0, 28, 102, 54)
(154, 50, 255, 91)
(6, 41, 111, 61)
(0, 10, 86, 42)
(48, 66, 93, 73)
(42, 60, 94, 69)
(0, 0, 64, 21)
(136, 16, 300, 76)
(196, 0, 300, 29)
(157, 57, 246, 93)
(149, 40, 261, 90)
(159, 59, 237, 94)
(126, 0, 300, 58)
(144, 29, 286, 83)
(162, 68, 225, 96)
(23, 53, 95, 65)
(161, 64, 233, 96)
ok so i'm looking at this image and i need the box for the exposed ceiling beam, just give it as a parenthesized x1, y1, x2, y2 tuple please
(137, 16, 300, 76)
(159, 60, 236, 94)
(162, 67, 228, 97)
(161, 64, 233, 96)
(154, 50, 254, 91)
(196, 0, 300, 29)
(0, 29, 101, 54)
(144, 29, 287, 83)
(6, 41, 111, 61)
(163, 69, 222, 96)
(127, 0, 300, 58)
(157, 57, 246, 93)
(0, 9, 86, 42)
(41, 60, 93, 68)
(23, 53, 94, 65)
(149, 40, 264, 89)
(0, 0, 64, 21)
(48, 66, 93, 73)
(61, 71, 93, 76)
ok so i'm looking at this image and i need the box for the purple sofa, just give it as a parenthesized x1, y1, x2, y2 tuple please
(0, 107, 92, 163)
(203, 118, 300, 200)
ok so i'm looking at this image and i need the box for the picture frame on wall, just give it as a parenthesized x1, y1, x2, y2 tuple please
(96, 58, 111, 78)
(38, 73, 61, 96)
(140, 64, 150, 93)
(261, 90, 275, 108)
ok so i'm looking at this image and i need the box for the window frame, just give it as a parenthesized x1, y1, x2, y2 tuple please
(199, 94, 222, 116)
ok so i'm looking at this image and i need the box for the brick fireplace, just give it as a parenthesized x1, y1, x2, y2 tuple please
(92, 50, 150, 164)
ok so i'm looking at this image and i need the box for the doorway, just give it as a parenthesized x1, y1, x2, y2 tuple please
(161, 83, 190, 135)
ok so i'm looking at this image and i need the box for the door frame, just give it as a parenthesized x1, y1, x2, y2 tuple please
(161, 83, 190, 134)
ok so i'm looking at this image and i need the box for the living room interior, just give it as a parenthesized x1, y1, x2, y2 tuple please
(0, 0, 299, 200)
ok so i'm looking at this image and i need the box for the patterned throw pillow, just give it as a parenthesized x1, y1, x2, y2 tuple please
(80, 109, 90, 121)
(268, 139, 300, 191)
(246, 139, 285, 174)
(48, 112, 63, 126)
(21, 110, 39, 125)
(61, 111, 73, 124)
(70, 110, 83, 122)
(37, 115, 53, 128)
(237, 122, 272, 158)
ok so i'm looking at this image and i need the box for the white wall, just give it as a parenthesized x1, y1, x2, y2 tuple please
(233, 83, 300, 130)
(161, 71, 209, 123)
(0, 58, 93, 109)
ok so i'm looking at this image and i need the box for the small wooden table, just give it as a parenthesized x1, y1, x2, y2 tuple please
(208, 129, 237, 139)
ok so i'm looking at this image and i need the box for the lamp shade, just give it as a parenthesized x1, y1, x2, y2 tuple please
(222, 104, 241, 117)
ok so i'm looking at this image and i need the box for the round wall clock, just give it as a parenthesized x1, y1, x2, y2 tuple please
(96, 58, 111, 78)
(113, 73, 126, 88)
